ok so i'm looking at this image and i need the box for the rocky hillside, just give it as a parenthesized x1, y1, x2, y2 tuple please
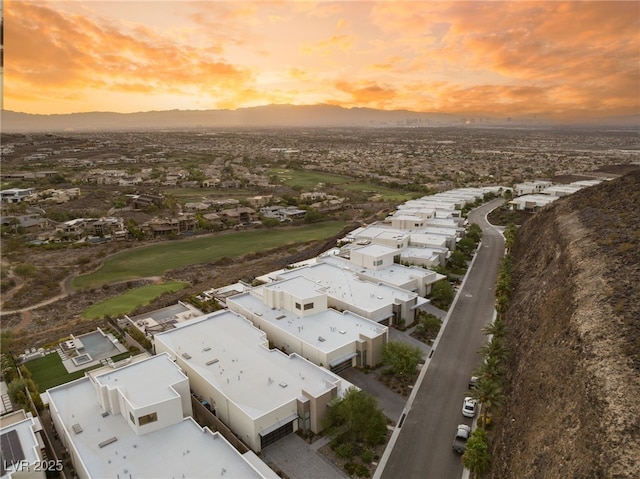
(491, 171, 640, 479)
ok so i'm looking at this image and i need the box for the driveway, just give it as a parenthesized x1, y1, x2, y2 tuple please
(340, 367, 407, 424)
(261, 433, 347, 479)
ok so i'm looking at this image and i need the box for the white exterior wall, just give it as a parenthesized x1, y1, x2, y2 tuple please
(350, 248, 396, 270)
(263, 286, 327, 318)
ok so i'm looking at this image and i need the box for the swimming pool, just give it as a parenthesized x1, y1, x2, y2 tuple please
(75, 331, 119, 361)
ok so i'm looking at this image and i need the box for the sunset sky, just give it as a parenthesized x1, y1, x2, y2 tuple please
(4, 1, 640, 120)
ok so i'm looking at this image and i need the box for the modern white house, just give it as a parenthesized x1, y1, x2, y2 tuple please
(274, 262, 426, 326)
(154, 311, 355, 452)
(46, 354, 276, 479)
(321, 245, 446, 296)
(0, 188, 35, 204)
(509, 194, 558, 211)
(0, 410, 46, 479)
(227, 275, 388, 372)
(514, 180, 553, 196)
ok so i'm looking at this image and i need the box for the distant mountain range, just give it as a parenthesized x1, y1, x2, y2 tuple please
(2, 104, 638, 132)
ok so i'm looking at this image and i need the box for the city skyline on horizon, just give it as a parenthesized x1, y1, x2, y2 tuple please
(4, 1, 639, 122)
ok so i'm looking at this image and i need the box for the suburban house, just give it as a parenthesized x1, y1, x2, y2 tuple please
(271, 262, 427, 326)
(320, 246, 446, 297)
(514, 180, 553, 196)
(0, 188, 35, 204)
(218, 207, 258, 224)
(509, 194, 558, 211)
(46, 354, 277, 479)
(227, 275, 389, 372)
(154, 311, 355, 452)
(141, 215, 197, 237)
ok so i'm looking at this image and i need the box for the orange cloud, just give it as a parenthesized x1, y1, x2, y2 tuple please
(333, 80, 397, 109)
(301, 34, 355, 56)
(4, 1, 254, 113)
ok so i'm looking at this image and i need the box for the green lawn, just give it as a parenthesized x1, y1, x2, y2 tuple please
(72, 221, 348, 289)
(81, 281, 188, 319)
(269, 168, 421, 201)
(26, 351, 132, 391)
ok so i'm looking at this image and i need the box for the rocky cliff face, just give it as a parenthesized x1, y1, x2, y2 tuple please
(490, 171, 640, 479)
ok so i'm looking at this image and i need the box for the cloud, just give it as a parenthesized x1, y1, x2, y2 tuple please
(333, 80, 397, 108)
(301, 34, 356, 56)
(4, 1, 254, 112)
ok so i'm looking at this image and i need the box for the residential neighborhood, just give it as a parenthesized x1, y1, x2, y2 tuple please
(0, 127, 635, 479)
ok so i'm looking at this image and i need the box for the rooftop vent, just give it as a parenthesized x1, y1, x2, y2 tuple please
(279, 382, 288, 388)
(101, 411, 110, 418)
(98, 436, 117, 448)
(318, 336, 326, 342)
(72, 423, 83, 434)
(203, 347, 211, 352)
(276, 315, 286, 320)
(182, 352, 192, 360)
(205, 358, 219, 366)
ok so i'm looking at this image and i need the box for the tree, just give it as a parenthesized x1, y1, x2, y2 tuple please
(322, 387, 387, 447)
(479, 336, 507, 363)
(466, 223, 483, 243)
(504, 223, 518, 253)
(473, 356, 504, 383)
(457, 237, 476, 257)
(471, 376, 504, 428)
(449, 250, 467, 269)
(382, 341, 423, 379)
(462, 427, 491, 478)
(482, 317, 505, 339)
(429, 280, 455, 310)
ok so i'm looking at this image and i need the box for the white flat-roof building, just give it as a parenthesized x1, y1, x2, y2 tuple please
(400, 246, 448, 268)
(154, 312, 355, 452)
(227, 276, 388, 372)
(509, 194, 558, 211)
(514, 181, 553, 196)
(543, 184, 584, 197)
(320, 250, 446, 297)
(0, 188, 36, 204)
(47, 354, 275, 479)
(0, 410, 45, 479)
(275, 262, 426, 326)
(408, 233, 449, 250)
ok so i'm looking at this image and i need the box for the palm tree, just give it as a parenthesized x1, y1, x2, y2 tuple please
(479, 336, 507, 363)
(473, 355, 504, 383)
(482, 317, 506, 339)
(471, 376, 504, 428)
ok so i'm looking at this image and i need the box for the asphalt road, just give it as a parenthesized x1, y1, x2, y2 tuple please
(379, 198, 505, 479)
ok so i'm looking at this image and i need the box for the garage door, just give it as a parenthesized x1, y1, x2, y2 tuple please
(260, 419, 294, 449)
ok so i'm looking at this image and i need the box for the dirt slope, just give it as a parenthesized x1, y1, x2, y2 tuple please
(490, 171, 640, 479)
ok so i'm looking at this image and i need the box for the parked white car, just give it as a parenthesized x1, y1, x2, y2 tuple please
(462, 397, 477, 417)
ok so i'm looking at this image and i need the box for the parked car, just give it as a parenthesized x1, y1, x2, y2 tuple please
(468, 375, 478, 389)
(462, 397, 478, 417)
(452, 424, 471, 454)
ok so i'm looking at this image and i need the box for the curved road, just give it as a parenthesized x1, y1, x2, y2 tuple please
(378, 198, 505, 479)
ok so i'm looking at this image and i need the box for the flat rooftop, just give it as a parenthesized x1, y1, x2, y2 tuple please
(321, 254, 443, 287)
(95, 354, 186, 408)
(48, 376, 266, 479)
(230, 280, 386, 352)
(276, 262, 417, 314)
(155, 312, 352, 418)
